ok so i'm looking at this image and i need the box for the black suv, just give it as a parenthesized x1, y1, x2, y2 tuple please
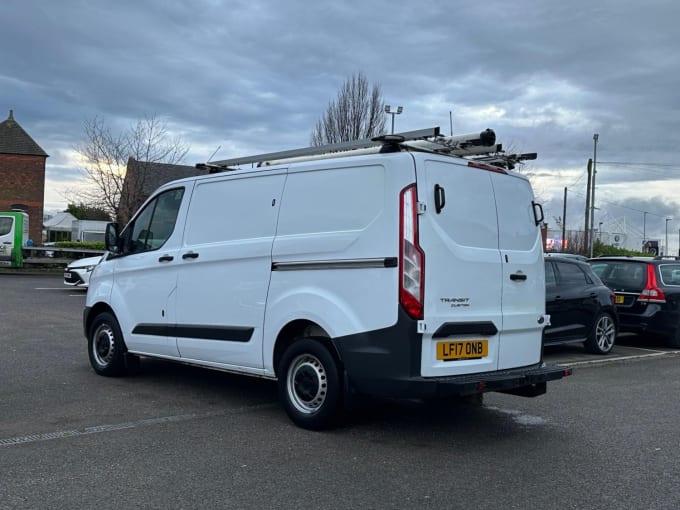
(588, 256, 680, 347)
(544, 256, 618, 354)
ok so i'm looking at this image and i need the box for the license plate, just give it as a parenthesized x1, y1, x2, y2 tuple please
(615, 294, 624, 304)
(437, 340, 488, 361)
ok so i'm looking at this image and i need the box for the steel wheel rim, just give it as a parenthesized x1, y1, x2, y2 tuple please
(286, 353, 327, 414)
(596, 315, 616, 351)
(92, 323, 116, 367)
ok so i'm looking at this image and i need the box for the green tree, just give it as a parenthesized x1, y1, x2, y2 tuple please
(65, 203, 111, 221)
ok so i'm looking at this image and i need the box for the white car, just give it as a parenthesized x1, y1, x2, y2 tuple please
(64, 255, 103, 288)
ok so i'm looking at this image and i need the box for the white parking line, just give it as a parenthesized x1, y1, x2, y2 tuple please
(0, 403, 276, 448)
(556, 350, 680, 367)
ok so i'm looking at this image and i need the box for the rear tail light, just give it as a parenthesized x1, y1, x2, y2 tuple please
(399, 184, 424, 319)
(638, 264, 666, 303)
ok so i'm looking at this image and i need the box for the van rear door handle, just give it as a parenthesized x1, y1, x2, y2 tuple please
(182, 252, 199, 260)
(158, 255, 174, 262)
(510, 273, 527, 281)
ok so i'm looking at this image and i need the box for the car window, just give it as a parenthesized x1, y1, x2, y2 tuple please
(555, 261, 591, 286)
(659, 264, 680, 286)
(589, 261, 646, 291)
(545, 261, 557, 287)
(127, 188, 184, 254)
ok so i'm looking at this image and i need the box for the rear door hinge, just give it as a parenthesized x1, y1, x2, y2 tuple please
(417, 320, 427, 333)
(417, 202, 426, 215)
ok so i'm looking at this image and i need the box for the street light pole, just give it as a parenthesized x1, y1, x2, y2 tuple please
(599, 222, 603, 242)
(665, 217, 671, 256)
(643, 211, 648, 248)
(589, 133, 599, 258)
(384, 105, 403, 134)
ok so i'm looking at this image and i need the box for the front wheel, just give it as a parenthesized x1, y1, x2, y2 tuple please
(88, 312, 127, 376)
(278, 338, 343, 430)
(584, 312, 617, 354)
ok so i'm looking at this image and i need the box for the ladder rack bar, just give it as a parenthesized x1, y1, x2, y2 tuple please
(207, 127, 441, 168)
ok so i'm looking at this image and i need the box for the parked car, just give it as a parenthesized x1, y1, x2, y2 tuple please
(545, 252, 588, 262)
(64, 255, 102, 288)
(588, 256, 680, 347)
(544, 256, 618, 354)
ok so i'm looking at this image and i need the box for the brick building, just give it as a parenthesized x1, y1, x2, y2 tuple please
(0, 110, 48, 243)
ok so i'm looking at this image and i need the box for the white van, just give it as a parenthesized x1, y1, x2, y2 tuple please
(85, 127, 570, 429)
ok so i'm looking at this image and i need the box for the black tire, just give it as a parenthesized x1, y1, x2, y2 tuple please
(278, 338, 343, 430)
(584, 312, 617, 354)
(88, 312, 127, 376)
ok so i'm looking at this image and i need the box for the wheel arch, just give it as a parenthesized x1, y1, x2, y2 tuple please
(85, 302, 126, 348)
(273, 320, 341, 378)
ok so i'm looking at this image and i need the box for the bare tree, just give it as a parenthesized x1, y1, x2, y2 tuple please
(69, 114, 189, 222)
(311, 73, 386, 146)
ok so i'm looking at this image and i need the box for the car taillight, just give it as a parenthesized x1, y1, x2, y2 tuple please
(399, 184, 424, 319)
(638, 264, 666, 303)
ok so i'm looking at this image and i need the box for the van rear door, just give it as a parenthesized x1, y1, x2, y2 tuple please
(415, 157, 503, 377)
(490, 170, 544, 369)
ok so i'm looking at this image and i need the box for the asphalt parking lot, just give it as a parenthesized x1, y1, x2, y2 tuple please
(3, 273, 680, 509)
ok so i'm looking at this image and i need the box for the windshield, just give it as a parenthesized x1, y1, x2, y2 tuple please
(0, 217, 13, 236)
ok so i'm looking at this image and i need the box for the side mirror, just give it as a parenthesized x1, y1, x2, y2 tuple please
(105, 223, 120, 253)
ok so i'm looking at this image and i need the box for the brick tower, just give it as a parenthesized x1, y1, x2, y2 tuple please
(0, 110, 49, 243)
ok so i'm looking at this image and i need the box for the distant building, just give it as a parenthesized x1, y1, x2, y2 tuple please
(0, 110, 48, 243)
(118, 157, 208, 226)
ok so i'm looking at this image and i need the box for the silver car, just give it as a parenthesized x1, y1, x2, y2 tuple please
(63, 255, 103, 288)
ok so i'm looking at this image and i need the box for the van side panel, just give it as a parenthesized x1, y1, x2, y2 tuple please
(264, 159, 410, 375)
(491, 172, 544, 369)
(175, 171, 286, 371)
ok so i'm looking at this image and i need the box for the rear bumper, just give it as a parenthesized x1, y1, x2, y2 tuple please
(346, 364, 571, 399)
(617, 304, 680, 338)
(332, 307, 571, 400)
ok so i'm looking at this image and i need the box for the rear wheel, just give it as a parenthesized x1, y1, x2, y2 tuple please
(584, 312, 617, 354)
(88, 312, 127, 376)
(278, 338, 343, 430)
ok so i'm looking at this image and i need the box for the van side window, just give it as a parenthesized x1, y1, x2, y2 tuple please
(127, 188, 184, 254)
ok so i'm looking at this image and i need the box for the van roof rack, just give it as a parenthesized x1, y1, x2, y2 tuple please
(199, 127, 513, 171)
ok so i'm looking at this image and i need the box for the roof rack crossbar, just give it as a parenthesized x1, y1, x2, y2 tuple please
(206, 127, 441, 168)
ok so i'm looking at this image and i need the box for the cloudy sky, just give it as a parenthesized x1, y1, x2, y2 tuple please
(3, 0, 679, 251)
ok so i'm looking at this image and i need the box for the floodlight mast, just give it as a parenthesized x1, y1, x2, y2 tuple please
(385, 105, 403, 134)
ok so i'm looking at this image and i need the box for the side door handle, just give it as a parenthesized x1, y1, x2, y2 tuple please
(158, 255, 174, 263)
(182, 252, 199, 260)
(510, 272, 527, 281)
(434, 184, 446, 214)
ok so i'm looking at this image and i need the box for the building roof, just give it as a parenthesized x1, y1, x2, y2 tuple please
(43, 211, 77, 231)
(126, 157, 206, 197)
(0, 110, 48, 157)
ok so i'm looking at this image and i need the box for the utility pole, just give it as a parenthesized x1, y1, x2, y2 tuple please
(584, 158, 592, 255)
(562, 187, 567, 251)
(589, 134, 599, 258)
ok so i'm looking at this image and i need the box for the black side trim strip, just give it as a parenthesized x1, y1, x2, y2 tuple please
(272, 257, 397, 271)
(432, 321, 498, 338)
(132, 324, 253, 342)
